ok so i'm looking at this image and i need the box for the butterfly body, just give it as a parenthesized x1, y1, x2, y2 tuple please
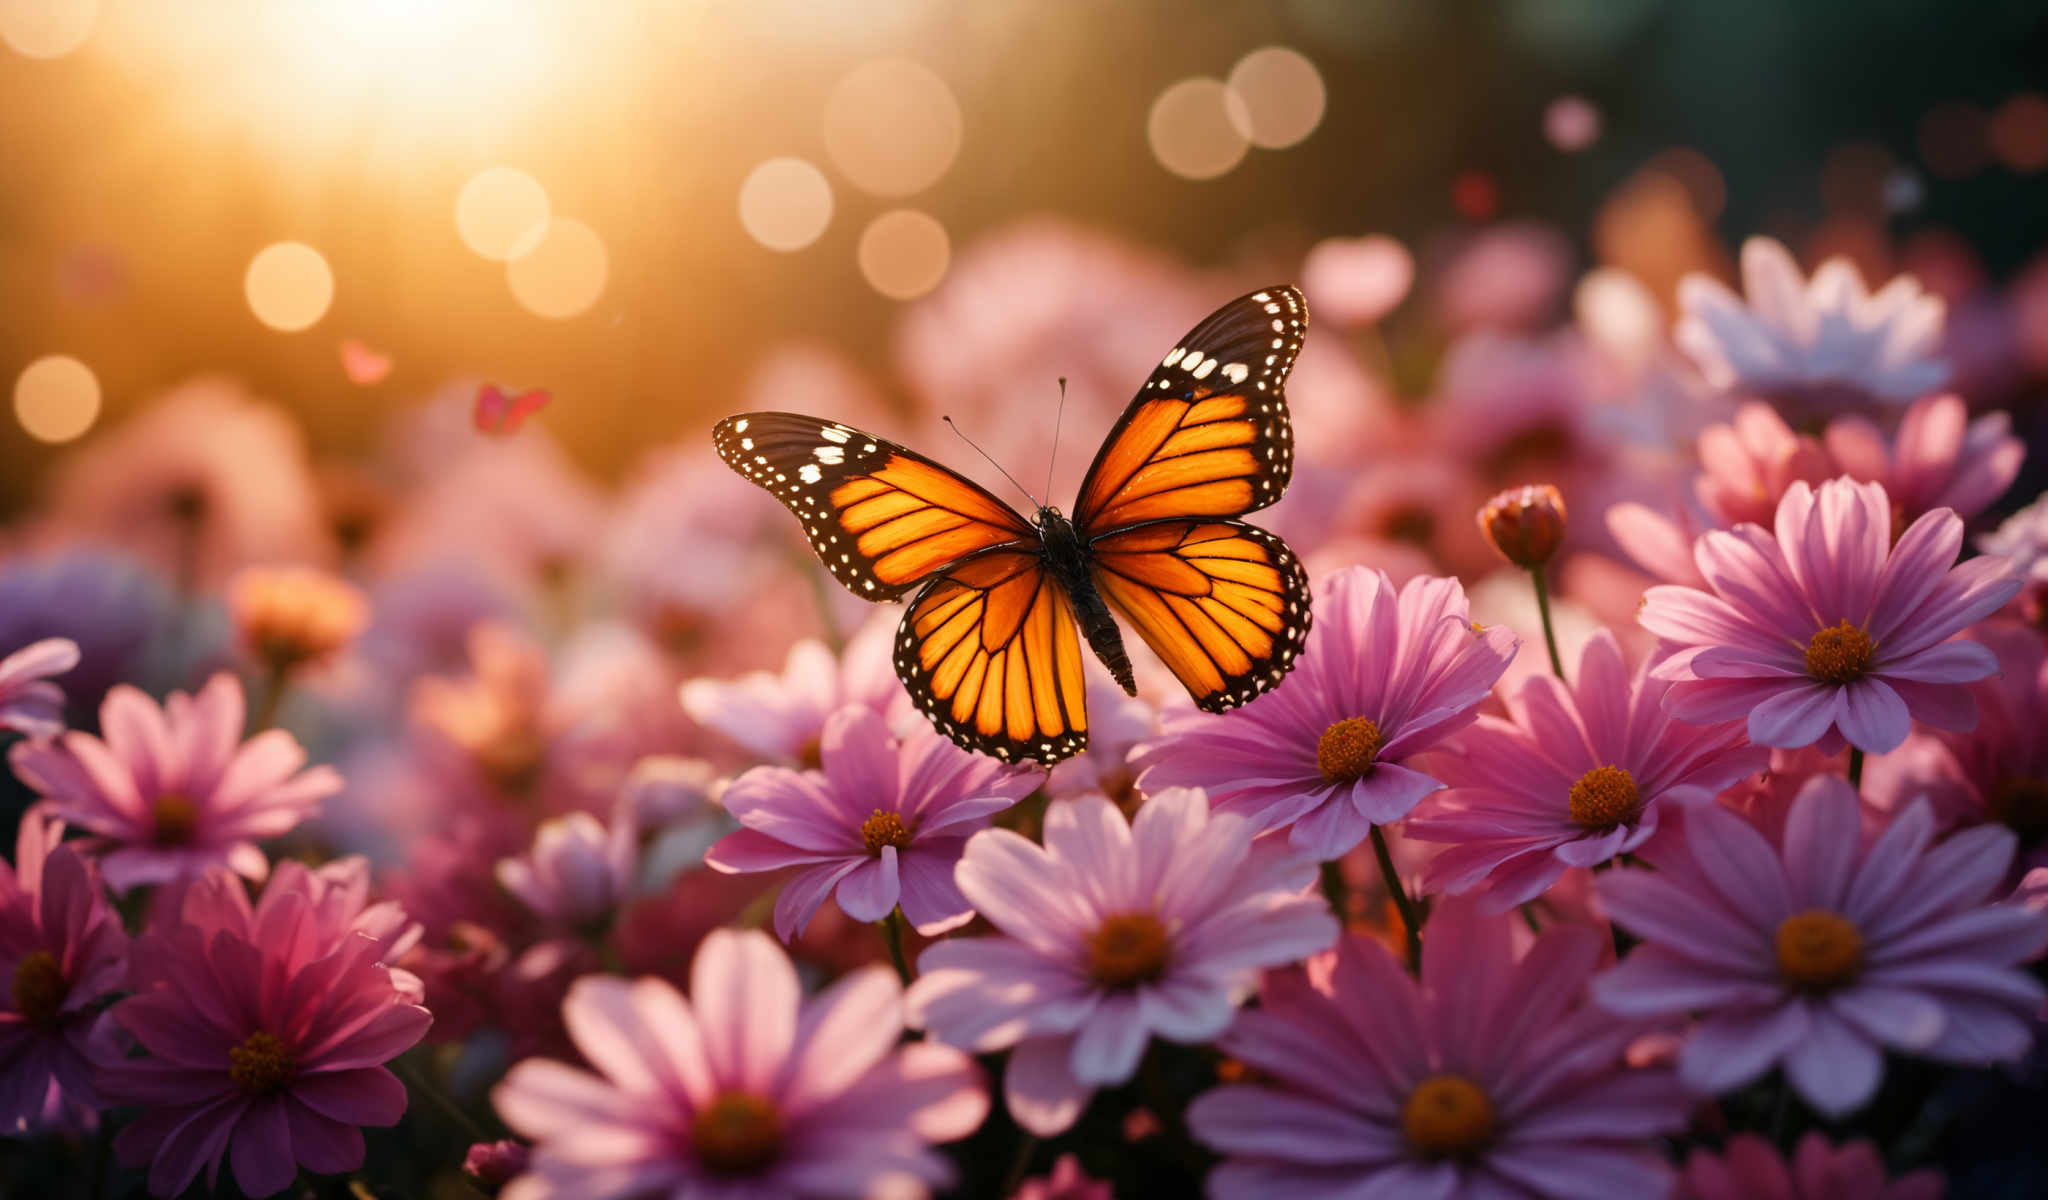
(714, 286, 1313, 764)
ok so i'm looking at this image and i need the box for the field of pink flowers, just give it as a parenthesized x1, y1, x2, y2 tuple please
(3, 217, 2048, 1199)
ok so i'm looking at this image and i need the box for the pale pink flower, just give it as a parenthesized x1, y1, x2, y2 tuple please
(906, 789, 1339, 1135)
(705, 708, 1040, 940)
(1594, 776, 2048, 1116)
(1695, 402, 1836, 528)
(1640, 478, 2019, 754)
(680, 613, 903, 766)
(496, 810, 638, 929)
(1188, 901, 1691, 1199)
(0, 638, 78, 740)
(1824, 393, 2023, 525)
(1012, 1153, 1114, 1200)
(1675, 1132, 1945, 1200)
(1301, 234, 1414, 327)
(1429, 222, 1576, 332)
(493, 929, 988, 1199)
(1044, 664, 1157, 802)
(1976, 489, 2048, 625)
(1134, 568, 1519, 860)
(9, 674, 341, 891)
(1408, 630, 1765, 910)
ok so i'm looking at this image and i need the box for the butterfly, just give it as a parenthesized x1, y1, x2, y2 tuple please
(339, 339, 394, 386)
(714, 286, 1312, 765)
(474, 383, 551, 435)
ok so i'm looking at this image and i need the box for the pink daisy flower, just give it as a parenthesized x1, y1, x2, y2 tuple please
(680, 613, 902, 766)
(0, 637, 79, 740)
(492, 929, 988, 1199)
(8, 674, 342, 891)
(1187, 900, 1692, 1198)
(1640, 477, 2019, 754)
(1675, 1132, 1945, 1200)
(1593, 776, 2048, 1116)
(1825, 393, 2023, 526)
(496, 809, 638, 929)
(0, 813, 126, 1132)
(705, 707, 1041, 941)
(906, 789, 1339, 1136)
(1408, 629, 1766, 910)
(1133, 567, 1519, 861)
(103, 868, 432, 1198)
(175, 856, 423, 970)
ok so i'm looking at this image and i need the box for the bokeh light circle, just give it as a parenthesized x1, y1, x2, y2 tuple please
(1149, 78, 1251, 180)
(1226, 47, 1326, 149)
(245, 242, 335, 332)
(0, 0, 97, 59)
(739, 158, 835, 252)
(14, 355, 100, 443)
(506, 217, 609, 320)
(1543, 96, 1602, 152)
(857, 209, 950, 300)
(456, 167, 551, 262)
(822, 58, 963, 197)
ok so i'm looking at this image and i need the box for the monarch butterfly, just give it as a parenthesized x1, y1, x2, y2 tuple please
(714, 286, 1312, 764)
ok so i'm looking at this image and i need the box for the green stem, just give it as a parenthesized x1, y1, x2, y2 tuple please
(1319, 859, 1349, 923)
(1847, 746, 1865, 790)
(881, 908, 913, 985)
(1368, 825, 1423, 971)
(1531, 567, 1566, 680)
(249, 661, 291, 733)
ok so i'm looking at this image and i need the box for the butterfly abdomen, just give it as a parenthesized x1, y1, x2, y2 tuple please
(1038, 507, 1137, 696)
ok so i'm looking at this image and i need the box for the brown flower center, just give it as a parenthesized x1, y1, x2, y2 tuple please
(151, 793, 199, 845)
(1568, 765, 1641, 830)
(691, 1091, 783, 1175)
(1986, 776, 2048, 845)
(858, 810, 914, 854)
(1804, 621, 1875, 685)
(1774, 909, 1863, 991)
(11, 950, 67, 1026)
(1317, 717, 1383, 783)
(1402, 1074, 1495, 1159)
(228, 1030, 296, 1094)
(1086, 912, 1172, 989)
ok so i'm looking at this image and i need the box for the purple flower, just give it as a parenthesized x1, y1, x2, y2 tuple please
(1593, 776, 2048, 1116)
(1640, 477, 2019, 754)
(0, 638, 79, 740)
(1188, 900, 1691, 1198)
(705, 707, 1041, 940)
(0, 814, 127, 1132)
(906, 789, 1339, 1135)
(0, 551, 176, 713)
(1408, 630, 1766, 909)
(1134, 567, 1519, 860)
(1978, 489, 2048, 624)
(1676, 1132, 1945, 1200)
(496, 810, 637, 929)
(9, 674, 342, 891)
(492, 929, 988, 1198)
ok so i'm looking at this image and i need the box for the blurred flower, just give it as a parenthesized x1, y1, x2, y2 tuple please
(1641, 478, 2018, 754)
(907, 789, 1338, 1136)
(706, 707, 1040, 940)
(1824, 394, 2023, 526)
(1134, 568, 1518, 861)
(1594, 777, 2048, 1117)
(1977, 490, 2048, 626)
(0, 637, 78, 740)
(1695, 402, 1835, 529)
(1675, 1132, 1945, 1200)
(1013, 1153, 1114, 1200)
(9, 674, 341, 891)
(229, 564, 369, 674)
(0, 551, 179, 714)
(1477, 484, 1569, 568)
(1044, 665, 1156, 804)
(103, 867, 432, 1198)
(1188, 900, 1689, 1198)
(680, 614, 902, 766)
(619, 754, 721, 830)
(1676, 237, 1947, 412)
(0, 814, 126, 1133)
(463, 1140, 530, 1195)
(1428, 330, 1610, 483)
(407, 623, 558, 806)
(493, 929, 988, 1198)
(496, 809, 637, 930)
(1429, 222, 1575, 332)
(1330, 449, 1495, 575)
(1409, 630, 1764, 910)
(1301, 234, 1413, 327)
(355, 561, 531, 698)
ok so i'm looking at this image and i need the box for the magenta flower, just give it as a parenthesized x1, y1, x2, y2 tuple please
(176, 856, 423, 970)
(705, 707, 1040, 940)
(103, 869, 432, 1198)
(8, 674, 342, 891)
(1593, 777, 2048, 1116)
(1675, 1133, 1945, 1200)
(1013, 1153, 1114, 1200)
(1134, 567, 1519, 860)
(493, 929, 988, 1198)
(1187, 901, 1691, 1198)
(680, 615, 902, 766)
(1641, 478, 2019, 754)
(496, 810, 637, 929)
(906, 789, 1339, 1135)
(1826, 393, 2023, 525)
(0, 814, 126, 1132)
(1408, 630, 1766, 910)
(0, 637, 79, 740)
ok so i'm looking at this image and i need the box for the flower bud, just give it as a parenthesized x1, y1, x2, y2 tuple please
(1478, 485, 1568, 568)
(463, 1140, 530, 1193)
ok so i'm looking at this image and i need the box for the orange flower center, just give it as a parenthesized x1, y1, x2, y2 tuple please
(1317, 717, 1383, 783)
(1402, 1074, 1495, 1158)
(1986, 776, 2048, 845)
(691, 1091, 783, 1175)
(228, 1030, 296, 1094)
(1086, 912, 1172, 989)
(1568, 765, 1641, 830)
(858, 810, 913, 854)
(1804, 621, 1875, 685)
(151, 793, 199, 845)
(11, 950, 67, 1026)
(1774, 909, 1863, 991)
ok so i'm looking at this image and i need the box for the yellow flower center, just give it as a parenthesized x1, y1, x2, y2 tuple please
(1986, 776, 2048, 845)
(1317, 717, 1383, 783)
(151, 793, 199, 845)
(1774, 909, 1863, 991)
(1804, 621, 1875, 685)
(1402, 1074, 1496, 1159)
(858, 810, 913, 854)
(691, 1091, 783, 1175)
(1086, 912, 1172, 989)
(1568, 765, 1641, 830)
(228, 1030, 296, 1094)
(11, 950, 67, 1026)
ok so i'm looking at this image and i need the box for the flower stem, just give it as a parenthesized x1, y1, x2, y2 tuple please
(1319, 859, 1349, 923)
(1530, 566, 1566, 680)
(1518, 903, 1542, 934)
(249, 661, 290, 733)
(1368, 825, 1422, 971)
(396, 1054, 493, 1143)
(999, 1132, 1041, 1196)
(880, 908, 913, 984)
(1847, 747, 1864, 790)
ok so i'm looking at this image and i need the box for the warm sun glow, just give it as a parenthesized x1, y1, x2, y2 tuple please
(1149, 78, 1251, 180)
(0, 0, 97, 58)
(506, 217, 609, 320)
(739, 158, 835, 252)
(245, 242, 335, 332)
(14, 355, 101, 443)
(822, 58, 964, 197)
(457, 168, 552, 262)
(857, 209, 950, 300)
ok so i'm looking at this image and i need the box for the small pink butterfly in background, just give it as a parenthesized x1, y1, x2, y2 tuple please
(339, 339, 394, 386)
(474, 383, 551, 435)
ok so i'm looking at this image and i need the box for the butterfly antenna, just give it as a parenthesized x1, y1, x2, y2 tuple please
(942, 415, 1041, 509)
(1044, 376, 1067, 501)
